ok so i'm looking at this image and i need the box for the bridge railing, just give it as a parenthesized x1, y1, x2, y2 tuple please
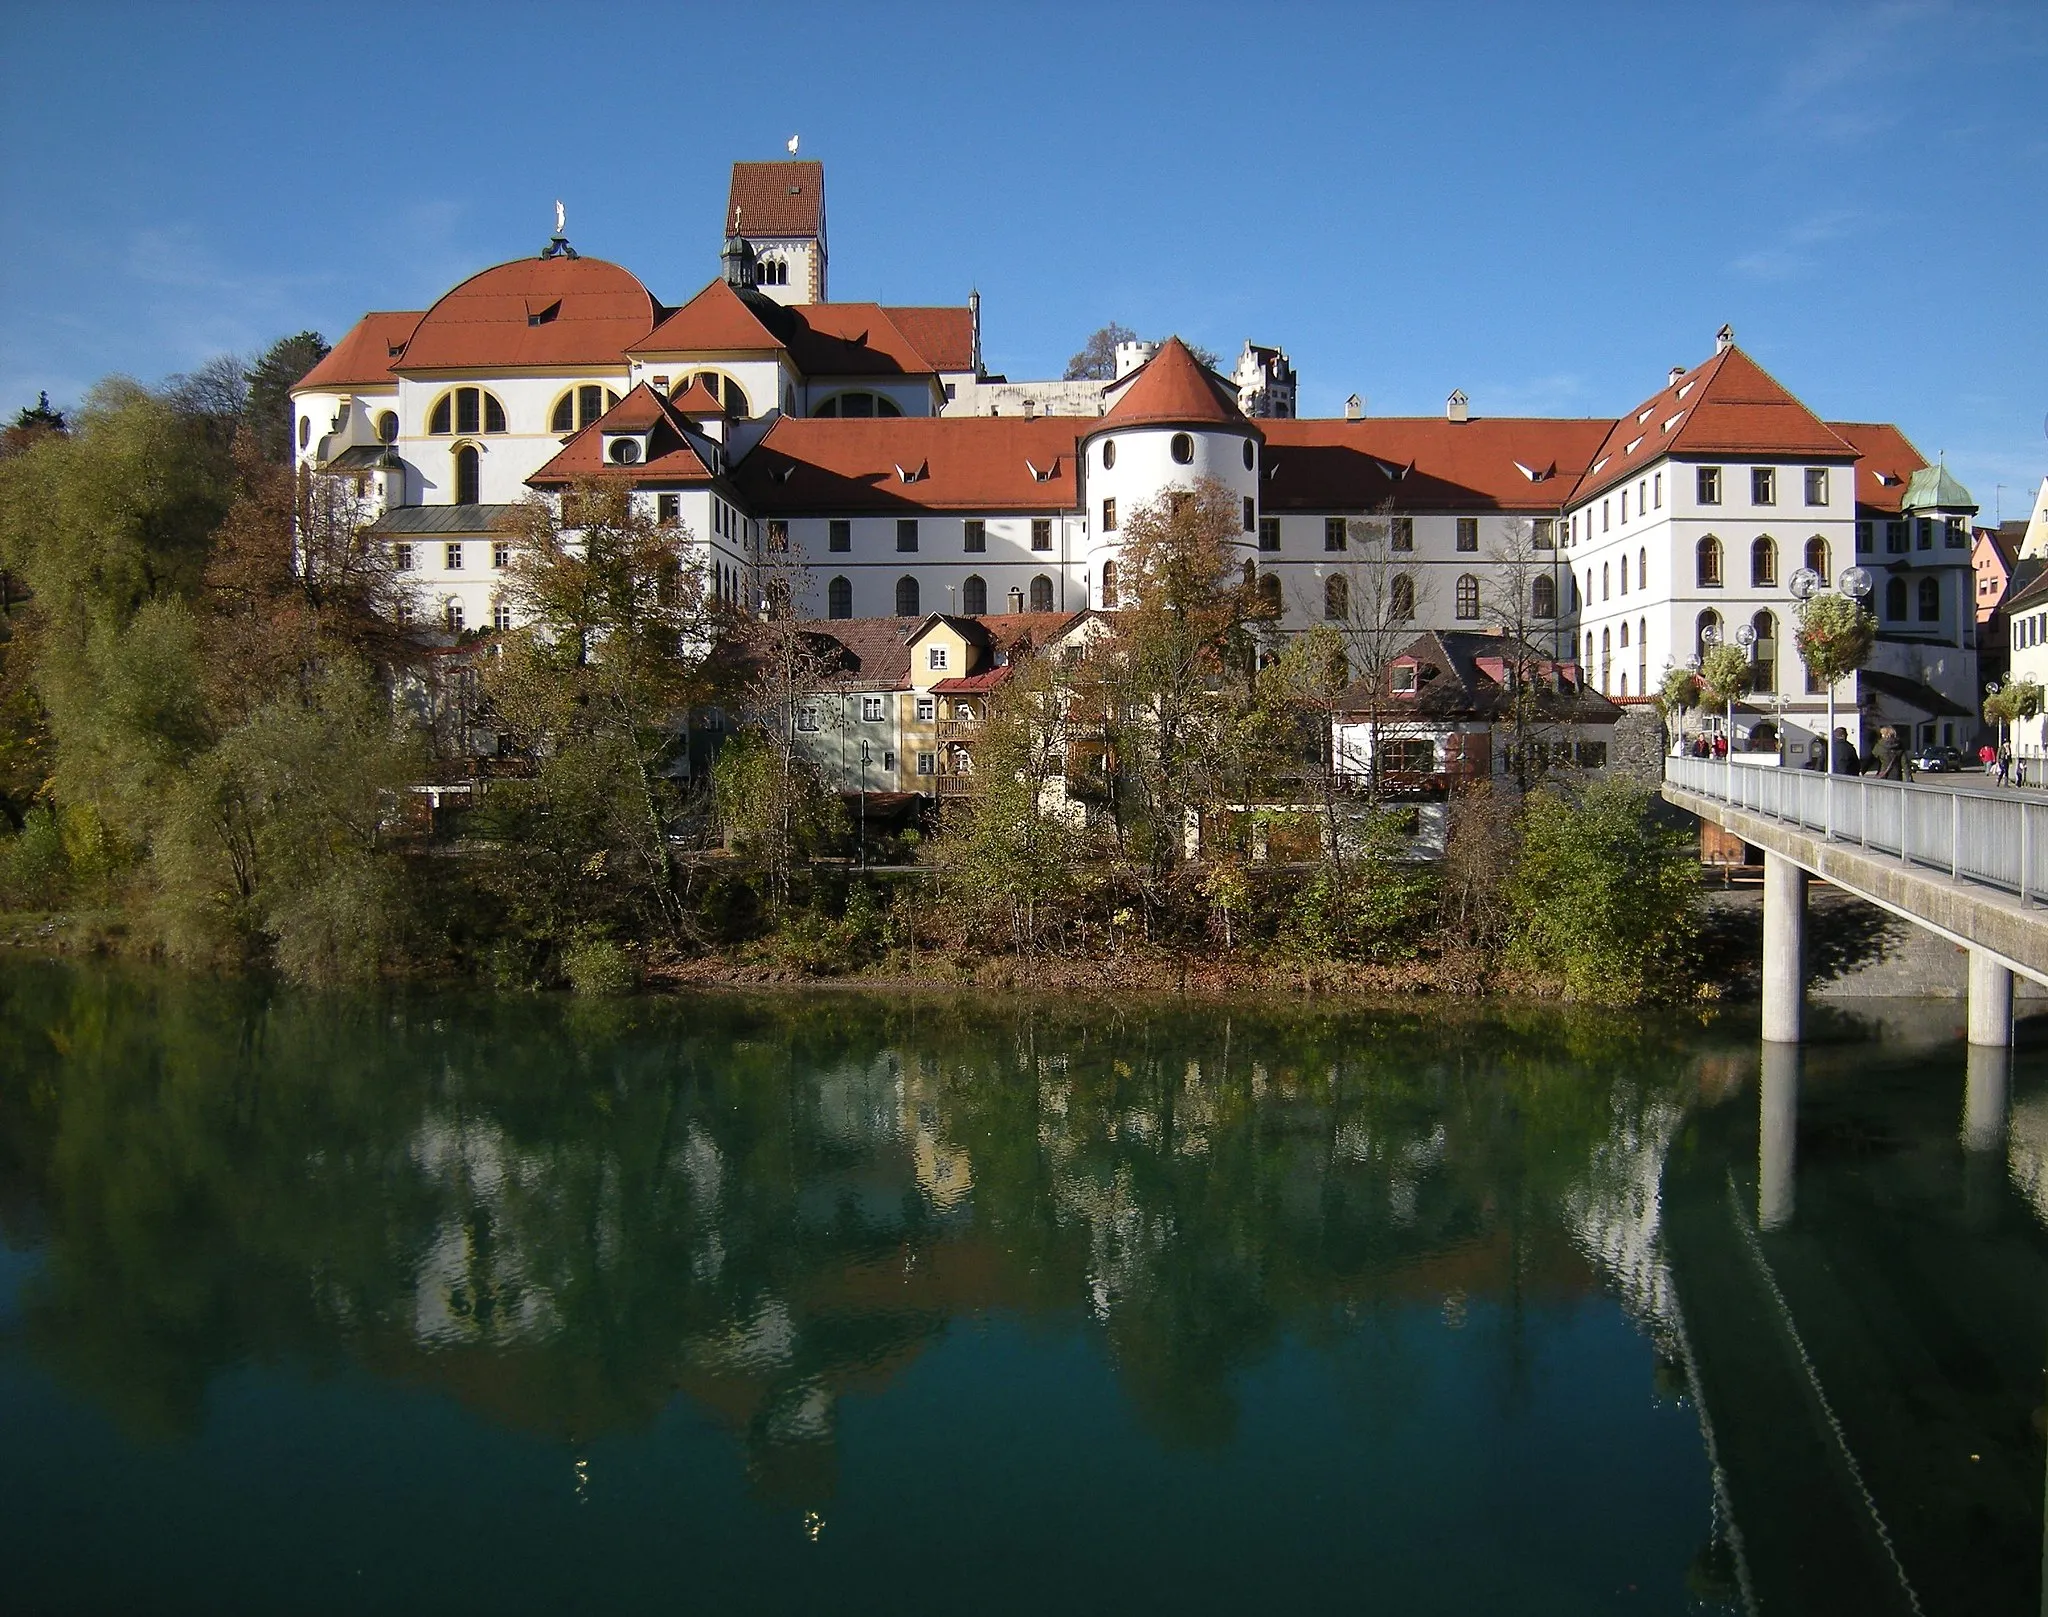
(1665, 753, 2048, 903)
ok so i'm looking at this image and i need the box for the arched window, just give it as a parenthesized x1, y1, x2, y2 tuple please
(1007, 585, 1025, 614)
(1531, 574, 1557, 618)
(827, 576, 853, 619)
(813, 390, 902, 419)
(1696, 608, 1722, 659)
(1619, 620, 1630, 647)
(1325, 572, 1349, 620)
(1585, 631, 1594, 665)
(1391, 573, 1416, 621)
(298, 415, 310, 450)
(428, 387, 507, 436)
(1030, 574, 1054, 611)
(1751, 535, 1777, 587)
(376, 410, 399, 444)
(962, 574, 987, 615)
(1638, 617, 1648, 693)
(756, 257, 789, 287)
(1241, 440, 1255, 470)
(1602, 562, 1610, 600)
(1102, 440, 1116, 469)
(1696, 536, 1723, 587)
(1620, 553, 1629, 595)
(1601, 626, 1612, 693)
(1455, 573, 1479, 619)
(550, 385, 620, 434)
(1637, 547, 1647, 591)
(895, 575, 920, 617)
(1620, 672, 1629, 697)
(1170, 433, 1194, 464)
(1918, 576, 1940, 621)
(1751, 609, 1777, 692)
(1258, 572, 1282, 614)
(1886, 576, 1908, 619)
(1805, 535, 1829, 578)
(1100, 560, 1118, 608)
(453, 443, 480, 505)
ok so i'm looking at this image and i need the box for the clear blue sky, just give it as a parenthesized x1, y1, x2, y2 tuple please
(5, 1, 2044, 517)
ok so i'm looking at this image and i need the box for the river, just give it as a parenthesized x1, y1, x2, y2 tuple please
(0, 961, 2040, 1613)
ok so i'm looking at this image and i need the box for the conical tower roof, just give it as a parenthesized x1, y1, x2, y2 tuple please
(1094, 338, 1249, 431)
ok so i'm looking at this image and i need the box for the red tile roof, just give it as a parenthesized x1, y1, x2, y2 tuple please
(1260, 417, 1611, 513)
(731, 417, 1085, 513)
(294, 311, 423, 391)
(885, 306, 976, 372)
(726, 160, 825, 238)
(1827, 421, 1925, 516)
(1573, 345, 1856, 505)
(631, 278, 785, 356)
(1096, 338, 1248, 430)
(784, 302, 931, 377)
(527, 384, 717, 486)
(394, 256, 656, 372)
(670, 376, 726, 417)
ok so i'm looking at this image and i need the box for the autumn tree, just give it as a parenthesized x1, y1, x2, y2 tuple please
(1064, 322, 1137, 381)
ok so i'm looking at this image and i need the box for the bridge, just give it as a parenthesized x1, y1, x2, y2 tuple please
(1662, 755, 2048, 1048)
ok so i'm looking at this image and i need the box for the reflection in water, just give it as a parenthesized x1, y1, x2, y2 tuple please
(0, 964, 2042, 1612)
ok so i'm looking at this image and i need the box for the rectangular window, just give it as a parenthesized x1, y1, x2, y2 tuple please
(446, 601, 464, 632)
(829, 518, 851, 553)
(445, 542, 463, 570)
(657, 493, 679, 525)
(1805, 468, 1828, 506)
(796, 704, 820, 734)
(392, 543, 414, 571)
(1856, 520, 1872, 553)
(1888, 519, 1908, 553)
(861, 695, 884, 722)
(916, 751, 936, 776)
(1917, 517, 1933, 551)
(1032, 518, 1052, 551)
(1945, 516, 1967, 549)
(1697, 467, 1721, 505)
(1456, 517, 1479, 551)
(493, 603, 512, 631)
(455, 390, 480, 435)
(928, 647, 948, 671)
(1324, 517, 1347, 552)
(1752, 467, 1776, 505)
(964, 519, 986, 552)
(1258, 517, 1280, 552)
(1102, 498, 1117, 531)
(1391, 665, 1417, 694)
(768, 519, 789, 552)
(897, 518, 919, 552)
(1532, 518, 1554, 549)
(493, 542, 510, 570)
(1653, 472, 1662, 509)
(1602, 500, 1610, 532)
(915, 696, 935, 721)
(1391, 517, 1414, 551)
(1243, 496, 1256, 533)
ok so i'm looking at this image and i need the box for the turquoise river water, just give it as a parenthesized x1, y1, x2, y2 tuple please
(0, 960, 2044, 1614)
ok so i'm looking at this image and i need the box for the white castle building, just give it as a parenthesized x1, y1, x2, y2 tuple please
(292, 158, 1979, 759)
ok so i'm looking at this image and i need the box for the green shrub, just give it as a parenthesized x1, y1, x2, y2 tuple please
(1506, 779, 1698, 1003)
(1287, 812, 1437, 961)
(562, 935, 638, 996)
(0, 804, 70, 908)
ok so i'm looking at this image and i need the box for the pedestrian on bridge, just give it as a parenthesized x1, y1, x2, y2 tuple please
(1831, 727, 1860, 775)
(1876, 727, 1905, 781)
(1998, 742, 2012, 787)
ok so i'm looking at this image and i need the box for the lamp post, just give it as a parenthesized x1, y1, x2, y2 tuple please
(1732, 622, 1758, 799)
(1790, 564, 1875, 839)
(1986, 679, 2003, 774)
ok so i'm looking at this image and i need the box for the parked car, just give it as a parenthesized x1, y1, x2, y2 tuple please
(1913, 745, 1966, 773)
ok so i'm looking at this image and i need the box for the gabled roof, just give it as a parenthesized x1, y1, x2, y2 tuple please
(527, 384, 717, 486)
(1573, 345, 1857, 505)
(1261, 417, 1611, 514)
(1337, 630, 1616, 724)
(394, 255, 656, 372)
(630, 278, 786, 356)
(885, 306, 976, 372)
(1094, 338, 1249, 431)
(727, 160, 825, 238)
(670, 376, 726, 417)
(731, 417, 1084, 513)
(295, 311, 423, 391)
(784, 302, 931, 377)
(1828, 422, 1925, 515)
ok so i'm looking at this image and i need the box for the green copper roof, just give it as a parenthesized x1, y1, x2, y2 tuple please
(1902, 463, 1975, 512)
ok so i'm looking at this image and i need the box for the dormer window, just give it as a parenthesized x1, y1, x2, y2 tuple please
(928, 647, 949, 671)
(1391, 663, 1418, 694)
(607, 438, 642, 465)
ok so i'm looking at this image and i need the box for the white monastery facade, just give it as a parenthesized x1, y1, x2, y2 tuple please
(293, 157, 1979, 758)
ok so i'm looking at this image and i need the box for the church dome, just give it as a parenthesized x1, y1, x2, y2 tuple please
(396, 255, 657, 372)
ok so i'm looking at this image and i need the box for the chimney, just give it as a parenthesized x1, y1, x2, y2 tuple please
(1446, 389, 1469, 425)
(968, 288, 982, 376)
(1668, 366, 1685, 386)
(1715, 323, 1735, 354)
(1345, 393, 1364, 421)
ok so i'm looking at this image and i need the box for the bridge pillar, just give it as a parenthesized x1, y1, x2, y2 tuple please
(1964, 1045, 2011, 1152)
(1968, 949, 2013, 1048)
(1762, 853, 1807, 1045)
(1759, 1042, 1799, 1230)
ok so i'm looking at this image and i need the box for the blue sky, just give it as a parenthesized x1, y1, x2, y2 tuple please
(4, 1, 2044, 516)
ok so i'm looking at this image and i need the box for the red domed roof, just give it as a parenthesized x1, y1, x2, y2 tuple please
(395, 254, 657, 372)
(1094, 338, 1250, 432)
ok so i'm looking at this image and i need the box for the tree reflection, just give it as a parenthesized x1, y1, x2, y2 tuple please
(0, 964, 1724, 1500)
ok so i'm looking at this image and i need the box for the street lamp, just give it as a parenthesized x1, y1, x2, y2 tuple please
(1790, 565, 1876, 837)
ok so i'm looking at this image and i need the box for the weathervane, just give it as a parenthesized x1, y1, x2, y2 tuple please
(542, 199, 578, 259)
